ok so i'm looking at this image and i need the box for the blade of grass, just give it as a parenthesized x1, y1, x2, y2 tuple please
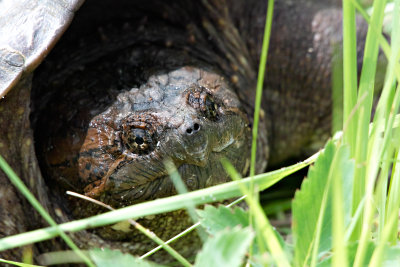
(382, 1, 400, 237)
(331, 145, 353, 267)
(66, 191, 193, 267)
(374, 152, 391, 242)
(249, 0, 274, 258)
(332, 44, 344, 134)
(352, 1, 386, 251)
(0, 152, 317, 252)
(0, 156, 95, 267)
(222, 159, 290, 267)
(345, 196, 366, 242)
(368, 207, 399, 266)
(164, 160, 207, 243)
(385, 148, 400, 244)
(250, 0, 274, 177)
(0, 258, 43, 267)
(342, 0, 362, 240)
(342, 0, 358, 154)
(353, 1, 400, 266)
(351, 0, 400, 85)
(140, 195, 247, 259)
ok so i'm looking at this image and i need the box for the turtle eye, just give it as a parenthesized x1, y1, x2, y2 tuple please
(187, 87, 220, 121)
(122, 128, 153, 154)
(203, 95, 219, 120)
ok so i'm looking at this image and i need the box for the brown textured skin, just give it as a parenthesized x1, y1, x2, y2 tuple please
(0, 0, 369, 264)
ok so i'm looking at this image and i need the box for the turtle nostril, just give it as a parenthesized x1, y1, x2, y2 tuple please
(186, 123, 201, 135)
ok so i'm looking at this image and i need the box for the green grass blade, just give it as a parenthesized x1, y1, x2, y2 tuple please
(368, 209, 399, 266)
(141, 196, 246, 259)
(293, 141, 353, 267)
(381, 0, 400, 237)
(331, 145, 354, 267)
(0, 259, 43, 267)
(342, 0, 362, 240)
(351, 1, 387, 248)
(0, 153, 317, 252)
(352, 1, 400, 266)
(222, 160, 290, 267)
(342, 0, 359, 152)
(385, 148, 400, 244)
(0, 156, 95, 267)
(164, 160, 207, 243)
(360, 6, 400, 246)
(249, 1, 274, 258)
(332, 45, 344, 134)
(250, 0, 274, 177)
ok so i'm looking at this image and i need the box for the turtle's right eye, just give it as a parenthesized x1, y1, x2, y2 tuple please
(121, 128, 153, 155)
(203, 94, 219, 121)
(187, 86, 220, 121)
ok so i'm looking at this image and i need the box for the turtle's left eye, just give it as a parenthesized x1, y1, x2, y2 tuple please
(122, 128, 153, 154)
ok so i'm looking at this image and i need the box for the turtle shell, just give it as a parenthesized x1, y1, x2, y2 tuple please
(0, 0, 84, 97)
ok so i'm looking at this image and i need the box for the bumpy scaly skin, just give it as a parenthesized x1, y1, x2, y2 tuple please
(41, 67, 250, 211)
(80, 68, 249, 204)
(0, 0, 369, 264)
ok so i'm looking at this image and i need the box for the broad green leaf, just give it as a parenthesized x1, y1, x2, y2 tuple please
(196, 205, 249, 235)
(292, 141, 354, 267)
(330, 143, 355, 267)
(196, 204, 290, 263)
(89, 248, 165, 267)
(292, 142, 335, 266)
(194, 227, 254, 267)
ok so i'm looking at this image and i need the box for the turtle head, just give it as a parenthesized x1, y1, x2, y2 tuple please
(74, 67, 251, 208)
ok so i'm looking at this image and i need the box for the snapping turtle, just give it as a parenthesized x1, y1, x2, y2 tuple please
(0, 0, 369, 263)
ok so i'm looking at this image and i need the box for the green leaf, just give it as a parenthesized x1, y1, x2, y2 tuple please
(194, 227, 254, 267)
(89, 248, 165, 267)
(292, 141, 354, 266)
(292, 141, 335, 266)
(196, 205, 249, 235)
(196, 205, 287, 263)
